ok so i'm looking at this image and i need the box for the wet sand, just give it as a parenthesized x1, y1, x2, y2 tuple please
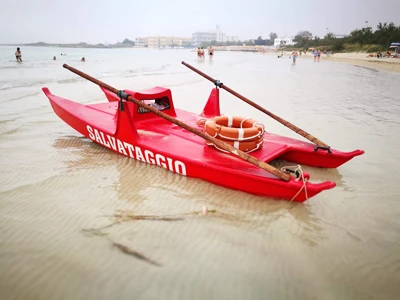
(297, 52, 400, 73)
(1, 50, 400, 300)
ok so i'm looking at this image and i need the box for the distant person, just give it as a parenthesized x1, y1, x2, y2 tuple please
(292, 50, 298, 64)
(53, 56, 56, 60)
(197, 47, 201, 60)
(81, 57, 85, 62)
(200, 47, 205, 60)
(208, 46, 214, 60)
(317, 49, 321, 61)
(15, 47, 22, 62)
(313, 49, 318, 61)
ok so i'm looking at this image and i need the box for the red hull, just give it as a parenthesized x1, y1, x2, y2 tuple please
(42, 86, 364, 202)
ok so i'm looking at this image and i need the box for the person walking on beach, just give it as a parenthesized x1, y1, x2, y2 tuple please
(197, 48, 201, 60)
(15, 47, 22, 62)
(317, 49, 321, 61)
(313, 49, 318, 61)
(292, 50, 298, 64)
(208, 46, 214, 61)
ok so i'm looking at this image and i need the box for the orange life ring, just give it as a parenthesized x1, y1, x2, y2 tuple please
(205, 136, 264, 153)
(205, 116, 264, 141)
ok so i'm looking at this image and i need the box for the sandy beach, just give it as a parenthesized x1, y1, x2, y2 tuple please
(293, 51, 400, 73)
(1, 46, 400, 300)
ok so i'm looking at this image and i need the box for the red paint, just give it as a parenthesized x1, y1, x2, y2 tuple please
(42, 86, 364, 201)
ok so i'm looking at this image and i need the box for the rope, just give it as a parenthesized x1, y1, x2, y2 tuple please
(252, 121, 265, 135)
(240, 117, 252, 128)
(281, 165, 308, 202)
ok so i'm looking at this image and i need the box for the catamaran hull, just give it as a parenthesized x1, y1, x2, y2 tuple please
(42, 86, 364, 202)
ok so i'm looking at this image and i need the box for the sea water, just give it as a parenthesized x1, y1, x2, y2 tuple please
(0, 45, 400, 300)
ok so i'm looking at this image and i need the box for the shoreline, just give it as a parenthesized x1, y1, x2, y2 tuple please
(211, 46, 400, 73)
(273, 51, 400, 73)
(323, 53, 400, 73)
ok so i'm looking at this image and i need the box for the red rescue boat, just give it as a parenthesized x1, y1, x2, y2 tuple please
(42, 64, 364, 202)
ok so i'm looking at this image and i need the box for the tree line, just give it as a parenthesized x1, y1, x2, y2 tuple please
(292, 22, 400, 52)
(200, 22, 400, 52)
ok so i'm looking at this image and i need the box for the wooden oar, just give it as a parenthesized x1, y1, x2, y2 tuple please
(62, 64, 291, 182)
(181, 61, 331, 150)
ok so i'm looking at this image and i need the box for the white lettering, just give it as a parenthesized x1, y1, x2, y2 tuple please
(87, 125, 95, 140)
(155, 154, 167, 168)
(117, 139, 127, 155)
(144, 150, 155, 164)
(94, 129, 103, 144)
(107, 136, 116, 150)
(100, 131, 110, 147)
(124, 142, 135, 158)
(86, 125, 187, 176)
(166, 157, 174, 171)
(175, 161, 186, 175)
(135, 147, 146, 162)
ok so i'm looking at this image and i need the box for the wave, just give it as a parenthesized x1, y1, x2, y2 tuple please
(0, 91, 42, 103)
(0, 79, 54, 91)
(57, 77, 84, 84)
(0, 64, 172, 90)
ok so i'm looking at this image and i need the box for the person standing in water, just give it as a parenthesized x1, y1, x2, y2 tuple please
(15, 47, 22, 62)
(197, 48, 201, 60)
(208, 46, 214, 61)
(313, 49, 318, 62)
(200, 47, 205, 60)
(292, 50, 298, 64)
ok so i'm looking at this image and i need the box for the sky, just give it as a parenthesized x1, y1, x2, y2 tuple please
(0, 0, 399, 44)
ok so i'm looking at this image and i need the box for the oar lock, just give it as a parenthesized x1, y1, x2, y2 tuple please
(117, 90, 131, 111)
(214, 80, 223, 88)
(313, 146, 332, 153)
(282, 167, 301, 179)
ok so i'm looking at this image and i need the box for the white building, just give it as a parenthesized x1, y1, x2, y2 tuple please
(135, 37, 148, 47)
(274, 37, 295, 47)
(215, 25, 226, 42)
(226, 36, 239, 42)
(135, 36, 192, 48)
(192, 32, 217, 46)
(192, 25, 238, 45)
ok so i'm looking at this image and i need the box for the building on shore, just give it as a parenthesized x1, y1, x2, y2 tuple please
(135, 36, 192, 48)
(192, 25, 238, 46)
(135, 37, 148, 47)
(274, 37, 295, 48)
(215, 25, 226, 42)
(192, 32, 217, 46)
(226, 36, 240, 42)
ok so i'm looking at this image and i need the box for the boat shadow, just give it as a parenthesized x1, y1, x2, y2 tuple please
(53, 136, 329, 248)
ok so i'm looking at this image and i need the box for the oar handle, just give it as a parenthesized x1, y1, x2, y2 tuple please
(63, 64, 291, 182)
(181, 61, 330, 149)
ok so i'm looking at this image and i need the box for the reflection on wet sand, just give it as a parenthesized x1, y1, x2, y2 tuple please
(54, 136, 329, 251)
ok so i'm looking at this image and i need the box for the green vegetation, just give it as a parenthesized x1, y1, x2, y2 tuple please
(289, 22, 400, 52)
